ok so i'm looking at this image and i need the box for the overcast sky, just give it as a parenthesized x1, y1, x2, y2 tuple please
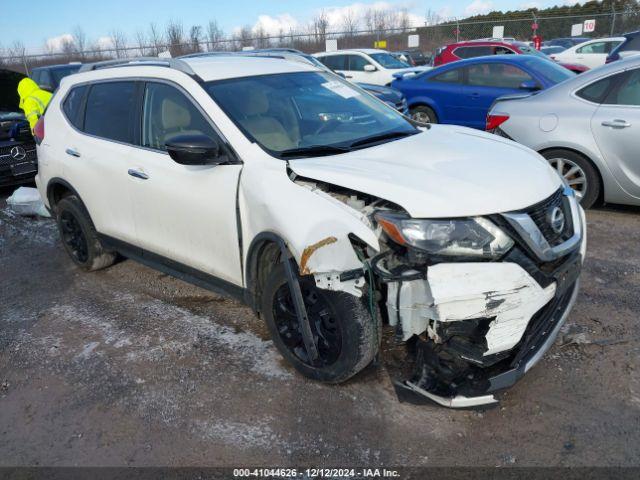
(3, 0, 581, 53)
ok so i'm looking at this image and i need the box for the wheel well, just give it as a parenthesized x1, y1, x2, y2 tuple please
(245, 236, 289, 315)
(538, 146, 605, 205)
(48, 182, 74, 211)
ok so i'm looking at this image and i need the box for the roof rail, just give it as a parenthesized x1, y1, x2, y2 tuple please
(78, 57, 202, 81)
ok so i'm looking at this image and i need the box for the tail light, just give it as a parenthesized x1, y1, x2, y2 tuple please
(486, 113, 510, 131)
(33, 116, 45, 145)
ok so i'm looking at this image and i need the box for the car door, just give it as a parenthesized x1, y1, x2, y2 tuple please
(591, 68, 640, 199)
(458, 62, 533, 129)
(418, 67, 464, 124)
(62, 81, 138, 244)
(127, 80, 243, 284)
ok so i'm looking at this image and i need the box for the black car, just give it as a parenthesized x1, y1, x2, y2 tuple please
(30, 63, 82, 92)
(606, 30, 640, 63)
(392, 49, 430, 66)
(0, 69, 38, 187)
(543, 37, 590, 49)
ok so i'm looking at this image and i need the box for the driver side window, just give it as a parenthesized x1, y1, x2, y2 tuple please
(142, 82, 217, 151)
(347, 55, 372, 71)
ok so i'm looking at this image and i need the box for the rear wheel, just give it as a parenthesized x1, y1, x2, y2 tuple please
(541, 149, 600, 208)
(56, 196, 116, 271)
(261, 263, 379, 383)
(410, 105, 438, 124)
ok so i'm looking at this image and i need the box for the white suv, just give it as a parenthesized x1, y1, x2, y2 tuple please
(35, 56, 586, 408)
(314, 49, 424, 86)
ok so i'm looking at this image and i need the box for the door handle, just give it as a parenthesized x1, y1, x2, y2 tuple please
(601, 119, 631, 128)
(345, 75, 353, 78)
(128, 169, 149, 180)
(65, 148, 81, 157)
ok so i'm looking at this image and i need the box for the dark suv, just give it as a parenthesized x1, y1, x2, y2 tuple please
(30, 63, 82, 92)
(606, 30, 640, 63)
(0, 69, 37, 187)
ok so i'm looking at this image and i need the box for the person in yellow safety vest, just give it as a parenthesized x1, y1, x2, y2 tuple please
(17, 78, 52, 131)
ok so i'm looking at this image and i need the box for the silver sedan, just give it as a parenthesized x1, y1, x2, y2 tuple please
(487, 56, 640, 208)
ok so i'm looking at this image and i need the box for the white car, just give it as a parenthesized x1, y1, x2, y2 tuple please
(314, 48, 428, 86)
(34, 56, 585, 408)
(553, 37, 624, 69)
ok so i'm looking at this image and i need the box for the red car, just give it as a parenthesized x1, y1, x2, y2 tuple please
(434, 40, 589, 73)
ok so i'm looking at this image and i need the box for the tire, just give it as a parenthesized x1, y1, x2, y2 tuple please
(55, 195, 116, 271)
(541, 149, 601, 209)
(261, 263, 379, 384)
(410, 105, 438, 124)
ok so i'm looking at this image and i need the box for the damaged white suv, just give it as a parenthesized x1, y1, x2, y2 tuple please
(35, 55, 586, 408)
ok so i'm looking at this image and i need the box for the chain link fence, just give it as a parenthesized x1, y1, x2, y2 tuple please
(2, 9, 640, 74)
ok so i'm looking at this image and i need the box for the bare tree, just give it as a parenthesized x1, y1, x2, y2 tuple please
(109, 29, 127, 58)
(189, 25, 203, 53)
(341, 8, 359, 37)
(311, 10, 329, 43)
(425, 8, 443, 26)
(166, 20, 185, 56)
(147, 23, 164, 56)
(8, 41, 28, 73)
(237, 25, 253, 50)
(207, 20, 224, 51)
(253, 23, 268, 48)
(73, 26, 87, 58)
(398, 9, 412, 32)
(135, 30, 149, 56)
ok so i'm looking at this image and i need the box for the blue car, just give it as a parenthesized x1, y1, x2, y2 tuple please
(391, 55, 574, 129)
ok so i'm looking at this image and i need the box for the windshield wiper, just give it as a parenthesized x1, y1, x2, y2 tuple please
(279, 145, 351, 158)
(348, 130, 417, 149)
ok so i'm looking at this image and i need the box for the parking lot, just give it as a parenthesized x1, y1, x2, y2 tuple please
(0, 184, 638, 467)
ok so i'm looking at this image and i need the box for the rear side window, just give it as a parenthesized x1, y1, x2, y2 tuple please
(63, 85, 87, 129)
(467, 63, 533, 88)
(604, 69, 640, 106)
(455, 46, 492, 59)
(320, 55, 347, 71)
(577, 42, 608, 54)
(429, 68, 461, 83)
(576, 73, 624, 103)
(84, 82, 137, 143)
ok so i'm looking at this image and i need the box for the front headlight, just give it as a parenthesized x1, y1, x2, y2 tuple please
(375, 212, 514, 259)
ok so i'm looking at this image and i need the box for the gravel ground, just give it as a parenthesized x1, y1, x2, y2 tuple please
(0, 185, 639, 467)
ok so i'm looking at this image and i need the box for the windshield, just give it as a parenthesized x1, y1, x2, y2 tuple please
(205, 71, 416, 158)
(370, 53, 410, 69)
(521, 56, 575, 84)
(517, 43, 549, 59)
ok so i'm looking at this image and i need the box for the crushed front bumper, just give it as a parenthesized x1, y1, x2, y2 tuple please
(389, 188, 585, 408)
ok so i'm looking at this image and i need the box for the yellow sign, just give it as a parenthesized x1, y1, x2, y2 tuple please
(374, 40, 387, 49)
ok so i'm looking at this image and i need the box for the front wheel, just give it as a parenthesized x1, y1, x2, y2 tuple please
(410, 105, 438, 124)
(541, 149, 601, 208)
(261, 263, 379, 383)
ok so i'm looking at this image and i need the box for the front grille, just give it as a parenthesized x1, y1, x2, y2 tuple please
(0, 144, 37, 166)
(523, 188, 573, 246)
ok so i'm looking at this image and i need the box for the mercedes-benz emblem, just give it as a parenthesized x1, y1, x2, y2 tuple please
(547, 206, 565, 234)
(10, 146, 27, 161)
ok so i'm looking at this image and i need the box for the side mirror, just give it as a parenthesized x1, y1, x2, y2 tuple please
(364, 64, 377, 72)
(166, 134, 226, 166)
(335, 71, 347, 78)
(519, 80, 540, 91)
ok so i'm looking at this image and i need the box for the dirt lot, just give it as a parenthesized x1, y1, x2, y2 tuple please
(0, 185, 639, 468)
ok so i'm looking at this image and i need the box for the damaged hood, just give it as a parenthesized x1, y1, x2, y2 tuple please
(288, 125, 562, 218)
